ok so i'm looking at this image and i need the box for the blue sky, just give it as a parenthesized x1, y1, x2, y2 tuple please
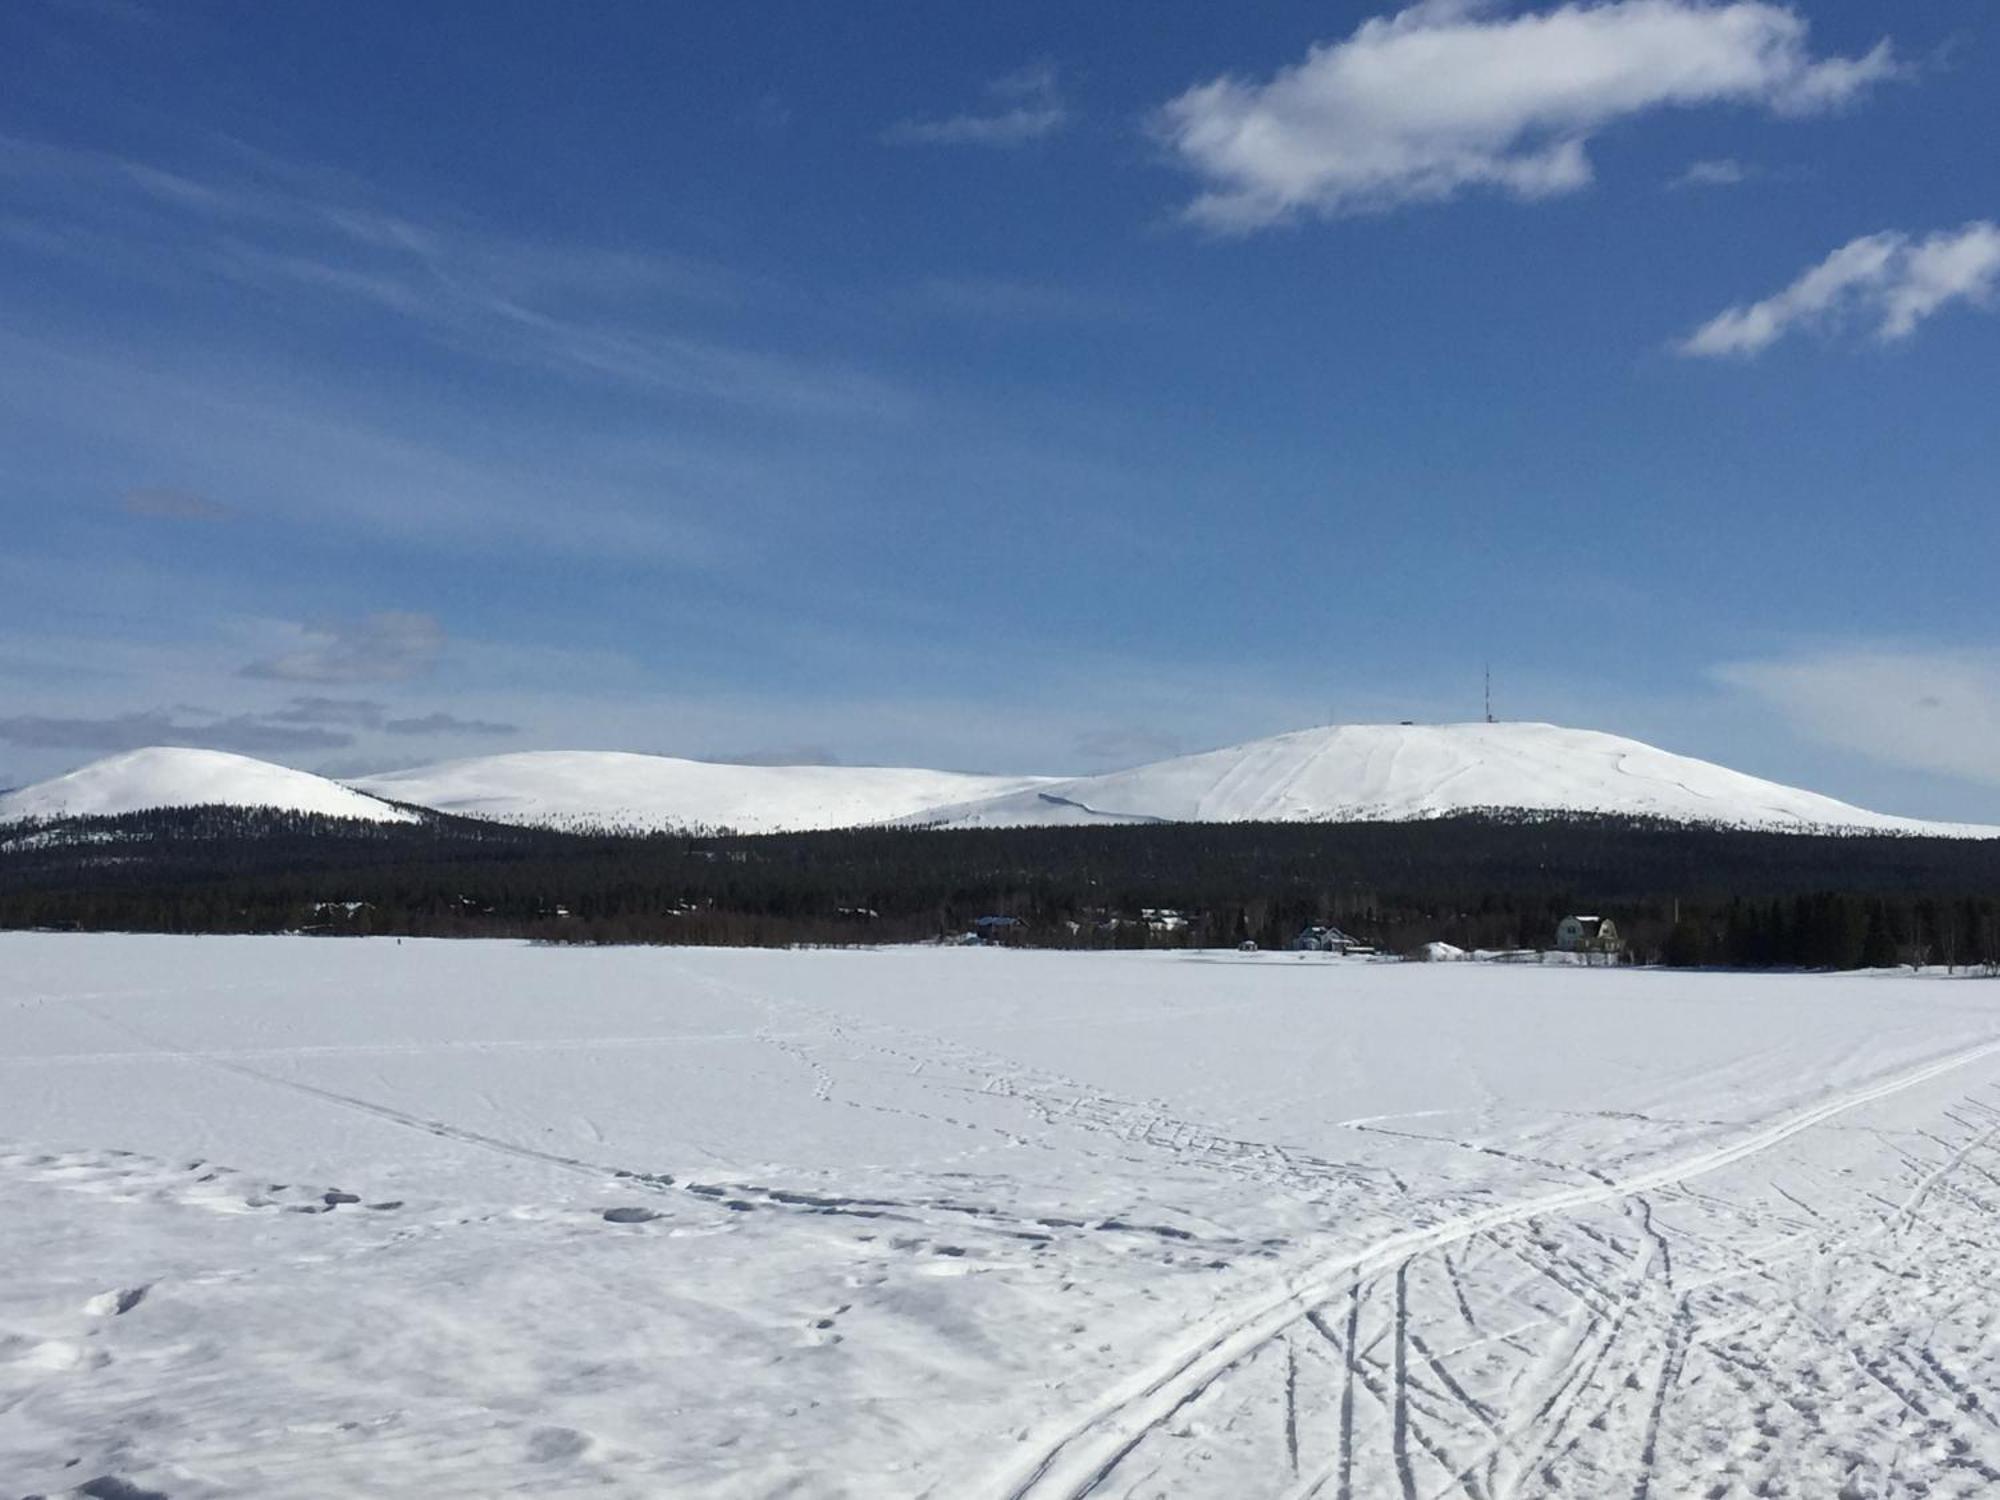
(4, 0, 1999, 818)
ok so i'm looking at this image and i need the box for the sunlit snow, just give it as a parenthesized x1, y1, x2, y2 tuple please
(0, 748, 415, 826)
(5, 935, 2000, 1498)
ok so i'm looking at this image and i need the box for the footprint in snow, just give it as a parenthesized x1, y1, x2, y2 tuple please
(525, 1424, 593, 1463)
(83, 1285, 150, 1317)
(72, 1478, 172, 1500)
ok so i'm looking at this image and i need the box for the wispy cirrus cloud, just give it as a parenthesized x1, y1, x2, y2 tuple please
(382, 711, 517, 737)
(0, 328, 755, 567)
(1678, 221, 2000, 356)
(1667, 157, 1756, 189)
(1717, 647, 2000, 786)
(884, 62, 1067, 147)
(120, 485, 232, 520)
(0, 132, 905, 417)
(1154, 1, 1896, 228)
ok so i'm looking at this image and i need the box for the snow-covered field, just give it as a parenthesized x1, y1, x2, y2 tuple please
(5, 937, 2000, 1499)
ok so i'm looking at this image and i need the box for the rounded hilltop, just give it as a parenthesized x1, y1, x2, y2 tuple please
(0, 746, 416, 825)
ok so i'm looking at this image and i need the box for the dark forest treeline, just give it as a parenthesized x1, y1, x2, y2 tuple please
(4, 805, 2000, 969)
(1663, 893, 2000, 971)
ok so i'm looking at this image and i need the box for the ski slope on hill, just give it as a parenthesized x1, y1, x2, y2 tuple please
(0, 746, 415, 825)
(346, 749, 1056, 833)
(6, 935, 2000, 1499)
(908, 721, 2000, 836)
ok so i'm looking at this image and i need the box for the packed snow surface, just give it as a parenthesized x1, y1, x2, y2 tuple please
(347, 749, 1056, 833)
(0, 746, 416, 825)
(7, 935, 2000, 1499)
(910, 721, 2000, 835)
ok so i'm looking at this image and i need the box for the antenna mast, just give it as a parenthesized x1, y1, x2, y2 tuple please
(1484, 663, 1494, 723)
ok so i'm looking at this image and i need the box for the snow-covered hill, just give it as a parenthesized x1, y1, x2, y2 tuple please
(903, 722, 2000, 837)
(0, 747, 417, 825)
(11, 724, 1992, 838)
(346, 750, 1056, 834)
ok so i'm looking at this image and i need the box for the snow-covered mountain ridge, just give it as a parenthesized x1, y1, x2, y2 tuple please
(3, 724, 1994, 838)
(903, 722, 2000, 837)
(344, 750, 1055, 835)
(0, 747, 416, 826)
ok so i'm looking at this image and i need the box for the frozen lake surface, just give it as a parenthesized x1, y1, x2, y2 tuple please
(4, 934, 2000, 1498)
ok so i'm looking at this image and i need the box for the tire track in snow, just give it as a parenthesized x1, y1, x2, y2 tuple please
(989, 1034, 2000, 1500)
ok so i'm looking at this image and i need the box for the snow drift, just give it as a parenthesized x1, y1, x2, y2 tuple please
(0, 746, 416, 825)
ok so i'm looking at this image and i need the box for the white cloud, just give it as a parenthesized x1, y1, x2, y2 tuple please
(0, 709, 351, 755)
(1154, 0, 1895, 227)
(1881, 223, 2000, 339)
(1716, 648, 2000, 786)
(241, 612, 446, 684)
(884, 62, 1067, 147)
(1678, 221, 2000, 356)
(1668, 156, 1753, 188)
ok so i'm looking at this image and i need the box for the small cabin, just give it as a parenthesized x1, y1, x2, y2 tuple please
(1556, 915, 1621, 953)
(1294, 924, 1374, 956)
(973, 914, 1025, 944)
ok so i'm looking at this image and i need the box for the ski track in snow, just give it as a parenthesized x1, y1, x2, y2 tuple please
(3, 936, 2000, 1499)
(993, 1034, 2000, 1500)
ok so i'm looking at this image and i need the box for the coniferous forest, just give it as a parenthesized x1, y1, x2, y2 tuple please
(5, 804, 2000, 970)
